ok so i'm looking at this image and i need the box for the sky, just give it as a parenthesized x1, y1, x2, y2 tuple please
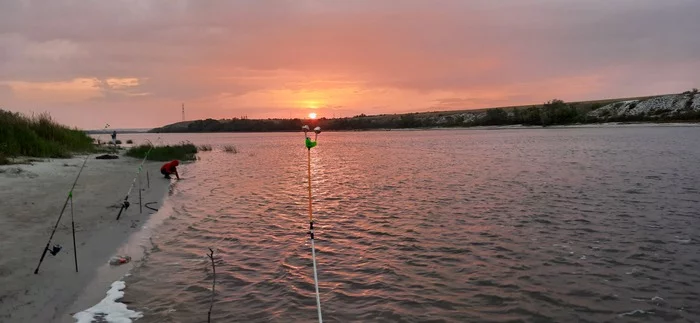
(1, 0, 699, 129)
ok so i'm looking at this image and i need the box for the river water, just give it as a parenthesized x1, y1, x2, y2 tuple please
(117, 126, 699, 322)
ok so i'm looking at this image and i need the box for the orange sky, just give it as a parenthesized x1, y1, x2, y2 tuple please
(1, 1, 699, 129)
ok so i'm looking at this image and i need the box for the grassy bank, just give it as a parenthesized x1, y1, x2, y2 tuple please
(0, 109, 93, 160)
(126, 143, 198, 161)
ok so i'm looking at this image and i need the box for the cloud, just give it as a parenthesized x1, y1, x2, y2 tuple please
(0, 0, 699, 128)
(104, 78, 140, 90)
(2, 78, 102, 103)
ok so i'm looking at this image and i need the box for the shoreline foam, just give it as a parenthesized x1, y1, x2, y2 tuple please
(73, 281, 143, 323)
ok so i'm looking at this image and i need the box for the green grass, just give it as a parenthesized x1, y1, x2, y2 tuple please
(126, 142, 198, 161)
(0, 109, 94, 159)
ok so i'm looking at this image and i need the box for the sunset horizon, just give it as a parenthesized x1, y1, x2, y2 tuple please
(1, 1, 698, 129)
(1, 2, 700, 320)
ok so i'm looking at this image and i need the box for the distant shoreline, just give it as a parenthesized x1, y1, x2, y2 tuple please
(145, 121, 700, 134)
(148, 91, 699, 133)
(85, 129, 150, 134)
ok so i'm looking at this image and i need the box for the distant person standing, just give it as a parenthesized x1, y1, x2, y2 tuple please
(111, 130, 117, 144)
(160, 160, 180, 180)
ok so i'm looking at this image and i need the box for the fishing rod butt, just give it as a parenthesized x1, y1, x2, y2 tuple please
(116, 205, 125, 220)
(34, 246, 49, 274)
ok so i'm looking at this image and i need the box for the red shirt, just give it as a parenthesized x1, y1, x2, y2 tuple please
(161, 160, 179, 173)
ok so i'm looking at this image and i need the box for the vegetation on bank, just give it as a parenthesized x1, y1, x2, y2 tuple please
(222, 144, 238, 153)
(151, 91, 699, 133)
(126, 142, 198, 161)
(0, 109, 94, 160)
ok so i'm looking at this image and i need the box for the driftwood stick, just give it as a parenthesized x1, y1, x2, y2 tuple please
(207, 248, 216, 323)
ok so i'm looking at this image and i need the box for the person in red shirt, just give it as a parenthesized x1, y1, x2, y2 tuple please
(160, 160, 180, 179)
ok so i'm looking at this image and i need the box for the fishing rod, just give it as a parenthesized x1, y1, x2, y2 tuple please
(303, 125, 323, 323)
(116, 139, 156, 220)
(34, 124, 110, 274)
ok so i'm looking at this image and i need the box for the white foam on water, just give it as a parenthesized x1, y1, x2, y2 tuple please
(618, 309, 648, 317)
(73, 281, 143, 323)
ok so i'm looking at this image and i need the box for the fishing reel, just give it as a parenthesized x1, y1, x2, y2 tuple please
(122, 200, 130, 210)
(48, 244, 62, 256)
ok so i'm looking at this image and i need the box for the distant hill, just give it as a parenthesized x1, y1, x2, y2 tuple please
(149, 90, 699, 133)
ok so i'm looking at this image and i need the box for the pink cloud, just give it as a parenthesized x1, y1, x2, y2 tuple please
(0, 0, 698, 128)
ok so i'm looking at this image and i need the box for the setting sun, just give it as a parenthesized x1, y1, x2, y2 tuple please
(308, 112, 317, 119)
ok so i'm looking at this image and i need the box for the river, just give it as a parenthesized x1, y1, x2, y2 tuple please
(114, 125, 699, 322)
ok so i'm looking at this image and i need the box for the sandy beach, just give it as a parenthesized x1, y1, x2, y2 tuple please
(0, 154, 172, 322)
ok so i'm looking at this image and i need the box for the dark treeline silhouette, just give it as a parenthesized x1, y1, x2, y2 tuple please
(150, 92, 699, 133)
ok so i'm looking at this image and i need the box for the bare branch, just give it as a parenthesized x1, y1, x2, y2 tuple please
(207, 248, 216, 323)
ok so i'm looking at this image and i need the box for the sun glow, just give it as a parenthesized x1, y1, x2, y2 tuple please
(308, 112, 317, 119)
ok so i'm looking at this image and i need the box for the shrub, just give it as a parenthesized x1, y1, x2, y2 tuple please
(115, 139, 122, 144)
(0, 109, 93, 158)
(222, 144, 238, 153)
(126, 139, 133, 144)
(198, 144, 213, 151)
(484, 108, 509, 125)
(540, 99, 576, 126)
(126, 142, 198, 161)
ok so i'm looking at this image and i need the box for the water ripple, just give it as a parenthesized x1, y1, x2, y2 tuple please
(122, 128, 700, 322)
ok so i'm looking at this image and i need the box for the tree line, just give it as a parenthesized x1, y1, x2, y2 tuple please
(151, 95, 699, 133)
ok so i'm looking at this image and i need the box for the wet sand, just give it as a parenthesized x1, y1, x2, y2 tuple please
(0, 154, 171, 322)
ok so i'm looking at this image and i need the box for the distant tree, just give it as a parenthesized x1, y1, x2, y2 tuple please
(399, 114, 420, 128)
(511, 108, 522, 124)
(453, 115, 465, 126)
(541, 99, 575, 126)
(484, 108, 508, 125)
(522, 106, 542, 125)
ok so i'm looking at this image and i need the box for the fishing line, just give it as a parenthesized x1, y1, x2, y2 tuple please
(303, 125, 323, 323)
(116, 139, 156, 220)
(34, 124, 110, 274)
